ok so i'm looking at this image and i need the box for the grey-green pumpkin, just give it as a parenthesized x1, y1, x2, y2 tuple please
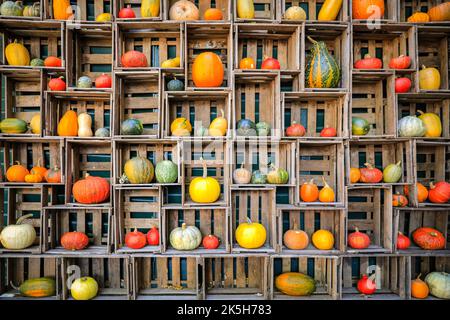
(167, 78, 184, 91)
(256, 121, 271, 136)
(77, 76, 93, 88)
(155, 160, 178, 183)
(398, 116, 426, 137)
(94, 127, 110, 137)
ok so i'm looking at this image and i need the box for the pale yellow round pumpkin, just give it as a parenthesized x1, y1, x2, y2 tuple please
(419, 65, 441, 90)
(311, 229, 335, 250)
(418, 110, 442, 137)
(189, 157, 220, 203)
(235, 218, 267, 249)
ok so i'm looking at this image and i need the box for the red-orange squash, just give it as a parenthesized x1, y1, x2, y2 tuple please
(352, 0, 385, 19)
(428, 181, 450, 204)
(300, 179, 319, 202)
(404, 183, 428, 203)
(407, 12, 430, 23)
(428, 2, 450, 21)
(192, 52, 224, 87)
(6, 161, 29, 182)
(348, 227, 371, 249)
(412, 227, 445, 250)
(121, 51, 148, 68)
(72, 174, 110, 204)
(61, 232, 89, 250)
(393, 193, 408, 207)
(359, 163, 383, 183)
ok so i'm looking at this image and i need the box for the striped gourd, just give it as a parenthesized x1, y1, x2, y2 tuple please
(305, 37, 341, 88)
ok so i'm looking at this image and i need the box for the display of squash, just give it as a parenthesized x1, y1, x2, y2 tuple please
(0, 214, 36, 250)
(155, 160, 178, 183)
(318, 0, 343, 21)
(237, 0, 255, 19)
(275, 272, 316, 296)
(0, 1, 23, 16)
(188, 157, 221, 203)
(419, 65, 441, 90)
(424, 272, 450, 299)
(124, 156, 154, 184)
(267, 164, 289, 184)
(417, 110, 442, 137)
(169, 223, 202, 250)
(58, 110, 78, 136)
(192, 52, 224, 87)
(209, 109, 228, 136)
(71, 277, 98, 300)
(398, 116, 426, 137)
(0, 118, 28, 134)
(427, 2, 450, 21)
(72, 174, 110, 204)
(141, 0, 160, 17)
(235, 218, 267, 249)
(383, 161, 402, 183)
(53, 0, 72, 20)
(412, 227, 445, 250)
(305, 37, 341, 88)
(12, 277, 56, 298)
(5, 40, 30, 66)
(352, 0, 385, 19)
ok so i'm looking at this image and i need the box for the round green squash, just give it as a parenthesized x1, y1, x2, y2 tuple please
(352, 117, 370, 136)
(0, 118, 28, 133)
(251, 170, 267, 184)
(155, 160, 178, 183)
(0, 1, 23, 16)
(94, 127, 110, 137)
(167, 78, 184, 91)
(425, 272, 450, 299)
(121, 119, 144, 135)
(77, 76, 93, 88)
(398, 116, 426, 137)
(383, 161, 402, 183)
(267, 165, 289, 184)
(275, 272, 316, 296)
(15, 277, 56, 298)
(305, 37, 341, 88)
(236, 119, 256, 136)
(256, 121, 271, 136)
(124, 156, 154, 184)
(30, 58, 44, 67)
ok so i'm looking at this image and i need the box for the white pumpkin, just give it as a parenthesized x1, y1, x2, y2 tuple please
(233, 163, 252, 184)
(169, 223, 202, 250)
(0, 214, 36, 250)
(398, 116, 426, 137)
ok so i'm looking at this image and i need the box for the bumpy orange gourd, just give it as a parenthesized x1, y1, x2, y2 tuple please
(300, 179, 319, 202)
(319, 176, 335, 202)
(428, 2, 450, 21)
(53, 0, 72, 20)
(72, 174, 110, 204)
(57, 110, 78, 136)
(192, 52, 224, 87)
(407, 12, 430, 23)
(352, 0, 385, 19)
(350, 168, 361, 183)
(411, 274, 430, 299)
(6, 161, 29, 182)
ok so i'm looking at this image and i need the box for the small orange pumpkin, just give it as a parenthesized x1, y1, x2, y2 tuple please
(300, 179, 319, 202)
(283, 220, 309, 250)
(6, 161, 29, 182)
(44, 166, 62, 183)
(31, 159, 47, 178)
(393, 193, 408, 207)
(407, 12, 430, 23)
(25, 173, 43, 183)
(319, 176, 335, 202)
(192, 52, 224, 87)
(239, 57, 256, 69)
(411, 273, 429, 299)
(404, 183, 428, 203)
(204, 8, 223, 20)
(350, 168, 361, 183)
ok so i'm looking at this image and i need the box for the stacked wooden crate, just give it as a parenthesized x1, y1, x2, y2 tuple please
(0, 0, 449, 300)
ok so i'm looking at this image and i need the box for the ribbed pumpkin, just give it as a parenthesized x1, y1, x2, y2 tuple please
(419, 65, 441, 90)
(383, 161, 402, 183)
(352, 0, 385, 19)
(123, 156, 154, 184)
(233, 164, 251, 184)
(428, 2, 450, 21)
(188, 157, 221, 203)
(305, 37, 341, 88)
(155, 160, 178, 183)
(6, 161, 29, 182)
(192, 52, 224, 87)
(5, 40, 30, 66)
(57, 110, 78, 136)
(412, 227, 445, 250)
(13, 278, 56, 298)
(398, 116, 426, 137)
(267, 164, 289, 184)
(208, 109, 228, 136)
(53, 0, 72, 20)
(61, 231, 89, 250)
(283, 221, 309, 250)
(418, 111, 442, 137)
(407, 12, 430, 23)
(428, 181, 450, 204)
(72, 174, 110, 204)
(424, 272, 450, 299)
(169, 223, 202, 250)
(275, 272, 316, 296)
(359, 163, 383, 183)
(0, 214, 36, 250)
(141, 0, 160, 17)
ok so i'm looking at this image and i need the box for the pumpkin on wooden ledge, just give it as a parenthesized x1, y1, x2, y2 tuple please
(235, 218, 267, 249)
(11, 278, 56, 298)
(189, 157, 221, 203)
(0, 214, 36, 250)
(275, 272, 316, 296)
(61, 231, 89, 250)
(192, 52, 224, 87)
(424, 272, 450, 299)
(72, 174, 110, 204)
(412, 227, 445, 250)
(170, 223, 202, 250)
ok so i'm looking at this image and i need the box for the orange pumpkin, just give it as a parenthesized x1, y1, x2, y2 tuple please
(72, 174, 110, 204)
(300, 179, 319, 202)
(53, 0, 72, 20)
(239, 57, 256, 69)
(44, 56, 62, 68)
(411, 273, 429, 299)
(192, 52, 224, 87)
(6, 161, 29, 182)
(393, 193, 408, 207)
(350, 168, 361, 183)
(25, 173, 43, 183)
(428, 2, 450, 21)
(283, 221, 309, 250)
(407, 12, 430, 23)
(44, 166, 61, 183)
(31, 159, 47, 178)
(319, 176, 335, 202)
(352, 0, 385, 19)
(359, 163, 383, 183)
(404, 183, 428, 203)
(204, 8, 223, 20)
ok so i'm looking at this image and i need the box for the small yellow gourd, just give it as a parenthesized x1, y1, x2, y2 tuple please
(77, 113, 93, 137)
(419, 65, 441, 90)
(209, 109, 228, 136)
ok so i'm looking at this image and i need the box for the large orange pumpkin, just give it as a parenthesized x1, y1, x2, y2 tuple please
(192, 52, 224, 87)
(412, 227, 445, 250)
(404, 183, 428, 203)
(72, 174, 110, 204)
(352, 0, 385, 19)
(6, 161, 29, 182)
(427, 2, 450, 21)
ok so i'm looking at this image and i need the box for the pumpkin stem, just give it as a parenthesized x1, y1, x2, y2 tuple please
(429, 182, 435, 189)
(133, 228, 138, 233)
(308, 178, 315, 185)
(307, 36, 317, 44)
(354, 227, 360, 233)
(9, 281, 20, 291)
(85, 173, 90, 178)
(417, 110, 424, 115)
(246, 217, 252, 224)
(364, 163, 374, 169)
(421, 65, 427, 70)
(363, 54, 372, 59)
(15, 161, 21, 166)
(416, 273, 422, 280)
(200, 157, 207, 178)
(181, 223, 187, 230)
(219, 108, 224, 118)
(395, 161, 402, 167)
(16, 214, 34, 225)
(321, 176, 330, 188)
(292, 218, 298, 230)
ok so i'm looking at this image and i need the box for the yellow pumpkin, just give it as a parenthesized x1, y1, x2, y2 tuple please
(161, 57, 180, 68)
(170, 117, 192, 136)
(418, 110, 442, 137)
(237, 0, 255, 19)
(5, 40, 30, 66)
(407, 12, 430, 23)
(57, 110, 78, 136)
(96, 13, 112, 22)
(311, 229, 335, 250)
(208, 109, 228, 136)
(235, 218, 267, 249)
(419, 65, 441, 90)
(188, 157, 221, 203)
(25, 173, 43, 183)
(30, 113, 41, 134)
(141, 0, 160, 17)
(53, 0, 72, 20)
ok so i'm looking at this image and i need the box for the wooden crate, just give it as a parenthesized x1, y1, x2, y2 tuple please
(270, 255, 340, 299)
(115, 22, 184, 70)
(165, 0, 231, 21)
(113, 139, 181, 186)
(66, 24, 113, 91)
(44, 91, 112, 139)
(231, 140, 297, 187)
(417, 26, 450, 92)
(114, 186, 162, 253)
(182, 139, 229, 206)
(0, 20, 65, 70)
(409, 256, 450, 300)
(281, 71, 301, 92)
(60, 256, 131, 300)
(397, 93, 450, 140)
(304, 24, 350, 91)
(234, 24, 301, 72)
(350, 0, 398, 22)
(234, 0, 276, 22)
(230, 188, 277, 253)
(281, 0, 348, 22)
(394, 208, 449, 254)
(204, 255, 269, 299)
(163, 207, 230, 254)
(45, 0, 113, 21)
(233, 72, 281, 139)
(347, 140, 414, 186)
(65, 139, 112, 206)
(132, 256, 201, 300)
(341, 256, 408, 300)
(277, 205, 345, 254)
(163, 91, 232, 139)
(347, 186, 393, 253)
(352, 24, 416, 71)
(297, 141, 345, 206)
(414, 141, 450, 207)
(0, 138, 64, 186)
(113, 71, 160, 138)
(0, 1, 43, 20)
(351, 73, 397, 138)
(185, 22, 232, 90)
(42, 205, 113, 255)
(399, 0, 450, 23)
(0, 256, 61, 300)
(116, 0, 163, 20)
(0, 186, 61, 254)
(283, 92, 348, 139)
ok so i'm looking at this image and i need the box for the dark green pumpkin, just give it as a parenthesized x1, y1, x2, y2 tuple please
(167, 78, 184, 91)
(251, 170, 267, 184)
(30, 58, 44, 67)
(305, 37, 341, 89)
(121, 119, 144, 135)
(16, 277, 56, 298)
(237, 119, 256, 136)
(0, 118, 28, 133)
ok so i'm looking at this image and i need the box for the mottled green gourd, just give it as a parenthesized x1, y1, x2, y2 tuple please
(155, 160, 178, 183)
(0, 1, 23, 16)
(94, 127, 110, 137)
(167, 78, 184, 91)
(30, 58, 45, 67)
(251, 170, 267, 184)
(121, 119, 144, 135)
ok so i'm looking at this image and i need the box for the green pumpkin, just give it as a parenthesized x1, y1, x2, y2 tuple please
(425, 272, 450, 299)
(0, 118, 28, 133)
(155, 160, 178, 183)
(352, 117, 370, 136)
(123, 156, 154, 184)
(77, 76, 93, 88)
(167, 78, 184, 91)
(0, 1, 23, 16)
(267, 165, 289, 184)
(305, 37, 341, 88)
(121, 119, 144, 135)
(256, 121, 271, 136)
(17, 277, 56, 298)
(30, 58, 44, 67)
(94, 127, 110, 137)
(237, 119, 256, 136)
(251, 170, 267, 184)
(169, 223, 202, 251)
(398, 116, 426, 137)
(383, 161, 402, 183)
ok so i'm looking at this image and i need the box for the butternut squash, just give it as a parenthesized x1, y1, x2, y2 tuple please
(53, 0, 72, 20)
(141, 0, 160, 18)
(77, 113, 93, 137)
